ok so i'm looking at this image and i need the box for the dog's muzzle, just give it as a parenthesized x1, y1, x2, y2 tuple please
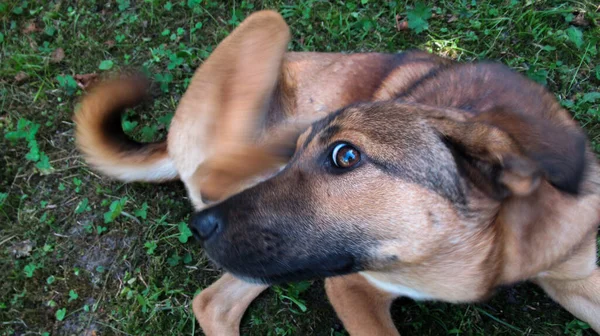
(186, 196, 365, 285)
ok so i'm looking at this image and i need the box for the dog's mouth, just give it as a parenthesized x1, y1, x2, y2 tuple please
(204, 249, 360, 285)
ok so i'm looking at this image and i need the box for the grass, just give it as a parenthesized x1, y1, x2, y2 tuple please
(1, 0, 599, 335)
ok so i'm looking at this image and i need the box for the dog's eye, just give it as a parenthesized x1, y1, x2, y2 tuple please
(331, 143, 361, 169)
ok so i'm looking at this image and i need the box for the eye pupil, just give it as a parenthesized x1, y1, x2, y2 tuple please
(332, 143, 361, 169)
(341, 149, 356, 164)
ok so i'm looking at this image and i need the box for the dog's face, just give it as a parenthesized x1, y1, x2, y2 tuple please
(190, 102, 504, 285)
(190, 87, 587, 289)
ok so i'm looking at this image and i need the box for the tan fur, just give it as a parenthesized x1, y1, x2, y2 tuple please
(73, 75, 178, 182)
(167, 10, 292, 208)
(373, 51, 453, 101)
(74, 10, 600, 336)
(192, 273, 269, 335)
(534, 231, 600, 331)
(325, 273, 400, 336)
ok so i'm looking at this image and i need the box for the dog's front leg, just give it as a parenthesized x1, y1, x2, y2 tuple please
(536, 268, 600, 333)
(325, 273, 400, 336)
(192, 273, 269, 336)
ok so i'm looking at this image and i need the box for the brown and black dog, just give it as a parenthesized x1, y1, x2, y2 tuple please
(74, 10, 600, 335)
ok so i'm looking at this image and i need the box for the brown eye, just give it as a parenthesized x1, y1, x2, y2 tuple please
(332, 143, 361, 169)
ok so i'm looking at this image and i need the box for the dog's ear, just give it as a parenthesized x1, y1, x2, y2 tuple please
(429, 108, 586, 199)
(195, 10, 291, 146)
(195, 118, 315, 202)
(182, 10, 292, 203)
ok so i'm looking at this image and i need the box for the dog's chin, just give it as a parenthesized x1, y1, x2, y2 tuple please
(206, 252, 360, 285)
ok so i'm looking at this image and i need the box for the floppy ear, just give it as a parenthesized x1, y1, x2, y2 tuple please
(181, 10, 294, 203)
(195, 118, 316, 202)
(195, 10, 291, 147)
(429, 108, 586, 199)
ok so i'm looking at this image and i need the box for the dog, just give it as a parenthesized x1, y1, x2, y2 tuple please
(74, 10, 600, 335)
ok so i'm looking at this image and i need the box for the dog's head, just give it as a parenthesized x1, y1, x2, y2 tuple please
(189, 97, 587, 286)
(185, 11, 588, 292)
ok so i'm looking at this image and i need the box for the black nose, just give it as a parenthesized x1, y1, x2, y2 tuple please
(189, 207, 224, 241)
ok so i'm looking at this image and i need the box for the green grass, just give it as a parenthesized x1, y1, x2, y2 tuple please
(1, 1, 599, 335)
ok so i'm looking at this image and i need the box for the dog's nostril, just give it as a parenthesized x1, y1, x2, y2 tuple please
(189, 209, 222, 241)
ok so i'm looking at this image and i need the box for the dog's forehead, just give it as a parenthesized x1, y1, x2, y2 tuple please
(297, 103, 424, 152)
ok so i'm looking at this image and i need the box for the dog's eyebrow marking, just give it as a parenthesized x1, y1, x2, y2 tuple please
(301, 109, 345, 150)
(318, 125, 341, 145)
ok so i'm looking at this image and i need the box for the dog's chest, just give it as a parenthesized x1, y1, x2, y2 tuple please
(360, 272, 434, 300)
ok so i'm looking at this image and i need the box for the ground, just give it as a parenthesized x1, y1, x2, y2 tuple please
(1, 1, 599, 335)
